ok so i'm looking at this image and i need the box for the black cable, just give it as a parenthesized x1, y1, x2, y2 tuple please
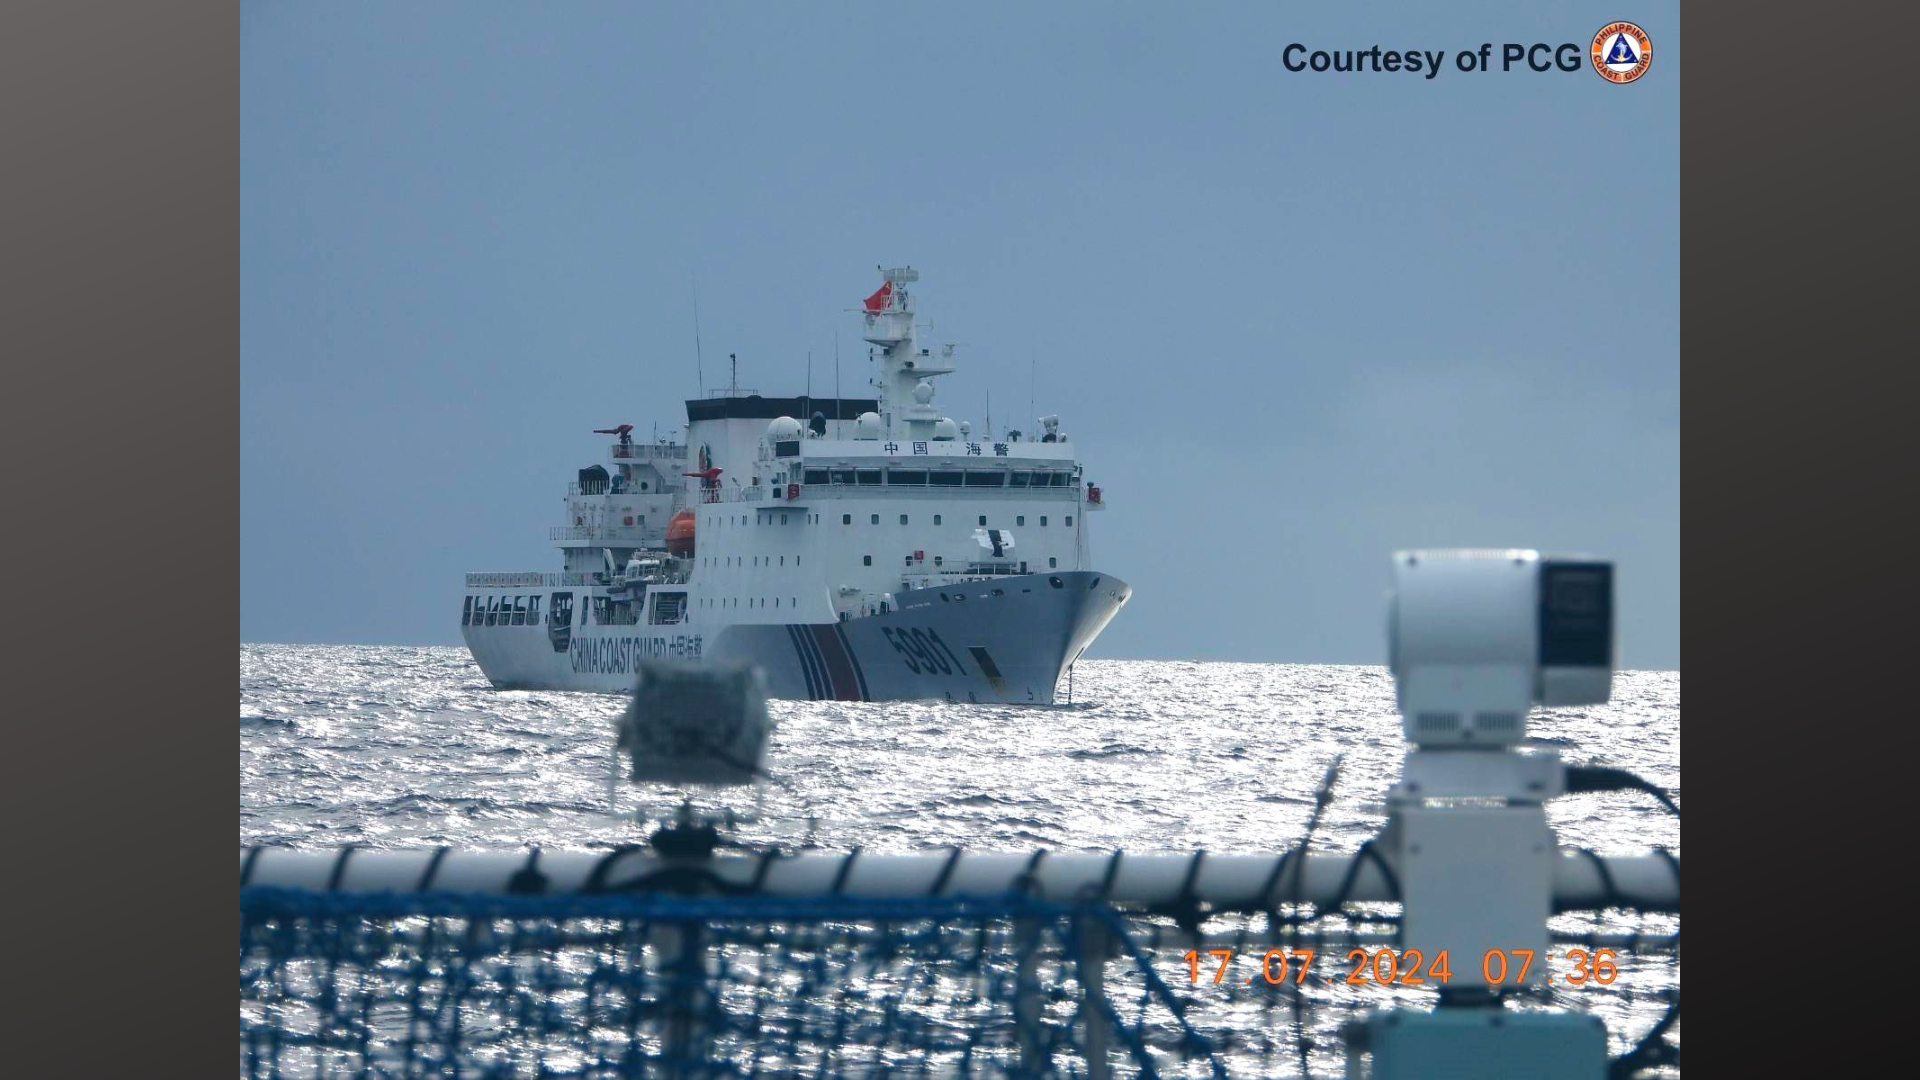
(506, 848, 548, 895)
(829, 847, 862, 896)
(326, 845, 359, 892)
(415, 846, 450, 892)
(1013, 849, 1049, 898)
(1283, 755, 1343, 1080)
(1565, 764, 1680, 819)
(928, 847, 965, 896)
(1560, 768, 1681, 1074)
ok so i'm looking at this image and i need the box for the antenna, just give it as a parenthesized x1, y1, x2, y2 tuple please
(692, 274, 706, 396)
(730, 352, 738, 393)
(806, 350, 812, 403)
(1029, 351, 1037, 432)
(834, 333, 842, 424)
(985, 387, 993, 441)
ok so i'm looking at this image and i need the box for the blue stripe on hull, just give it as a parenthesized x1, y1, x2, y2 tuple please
(463, 571, 1129, 704)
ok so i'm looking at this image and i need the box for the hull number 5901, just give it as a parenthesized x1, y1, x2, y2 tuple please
(881, 627, 969, 676)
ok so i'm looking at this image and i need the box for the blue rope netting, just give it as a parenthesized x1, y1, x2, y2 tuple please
(240, 887, 1228, 1080)
(241, 886, 1676, 1078)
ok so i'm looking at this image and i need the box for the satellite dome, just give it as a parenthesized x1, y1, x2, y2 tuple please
(913, 380, 935, 405)
(855, 411, 882, 439)
(767, 416, 803, 440)
(932, 418, 959, 441)
(959, 420, 972, 439)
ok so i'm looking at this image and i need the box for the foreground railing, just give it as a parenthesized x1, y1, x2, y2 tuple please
(240, 847, 1678, 1079)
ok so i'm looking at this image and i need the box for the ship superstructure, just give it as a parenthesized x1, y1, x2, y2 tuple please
(461, 268, 1130, 702)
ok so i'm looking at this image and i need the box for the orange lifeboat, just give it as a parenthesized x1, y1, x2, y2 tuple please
(665, 510, 697, 557)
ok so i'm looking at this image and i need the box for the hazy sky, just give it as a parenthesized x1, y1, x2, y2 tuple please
(242, 2, 1679, 668)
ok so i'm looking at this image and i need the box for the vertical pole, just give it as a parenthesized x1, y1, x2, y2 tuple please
(1014, 913, 1042, 1076)
(654, 920, 710, 1080)
(1078, 913, 1111, 1080)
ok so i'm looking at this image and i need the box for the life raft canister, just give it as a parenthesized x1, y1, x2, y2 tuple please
(787, 483, 800, 500)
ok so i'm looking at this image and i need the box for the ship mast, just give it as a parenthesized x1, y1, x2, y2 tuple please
(861, 266, 953, 438)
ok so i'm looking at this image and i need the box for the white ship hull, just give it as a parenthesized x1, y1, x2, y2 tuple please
(463, 571, 1129, 704)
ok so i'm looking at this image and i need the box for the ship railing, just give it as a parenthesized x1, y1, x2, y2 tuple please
(610, 443, 684, 461)
(550, 525, 657, 543)
(241, 845, 1679, 1080)
(567, 482, 675, 497)
(697, 485, 767, 504)
(465, 572, 600, 589)
(795, 472, 1081, 492)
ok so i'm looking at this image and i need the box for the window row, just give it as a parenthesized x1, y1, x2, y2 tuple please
(840, 513, 1072, 528)
(463, 594, 542, 627)
(702, 555, 801, 568)
(859, 555, 1063, 569)
(699, 597, 798, 609)
(802, 468, 1075, 488)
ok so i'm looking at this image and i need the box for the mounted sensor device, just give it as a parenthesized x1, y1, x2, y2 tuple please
(1387, 549, 1613, 746)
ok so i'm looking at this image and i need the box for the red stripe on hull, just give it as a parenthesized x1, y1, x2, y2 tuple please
(808, 624, 865, 701)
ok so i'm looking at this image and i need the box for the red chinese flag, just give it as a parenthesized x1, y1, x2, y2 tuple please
(863, 281, 892, 313)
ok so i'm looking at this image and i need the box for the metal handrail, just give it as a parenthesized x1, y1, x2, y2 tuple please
(550, 525, 656, 542)
(609, 443, 684, 461)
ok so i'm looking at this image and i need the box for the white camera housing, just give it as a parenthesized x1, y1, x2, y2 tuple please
(1388, 549, 1613, 746)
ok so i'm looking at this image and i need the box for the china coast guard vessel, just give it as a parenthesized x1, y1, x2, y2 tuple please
(461, 268, 1130, 702)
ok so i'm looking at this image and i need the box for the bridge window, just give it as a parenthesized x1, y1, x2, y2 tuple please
(963, 471, 1005, 487)
(805, 469, 830, 485)
(856, 469, 883, 485)
(889, 469, 927, 485)
(831, 468, 856, 484)
(930, 470, 962, 487)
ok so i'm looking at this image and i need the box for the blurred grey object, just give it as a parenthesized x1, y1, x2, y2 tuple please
(616, 660, 773, 786)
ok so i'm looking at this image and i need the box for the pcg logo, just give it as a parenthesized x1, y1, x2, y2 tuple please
(1591, 22, 1652, 84)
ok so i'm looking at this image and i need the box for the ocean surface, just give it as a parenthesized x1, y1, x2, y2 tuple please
(240, 645, 1679, 1067)
(240, 646, 1678, 858)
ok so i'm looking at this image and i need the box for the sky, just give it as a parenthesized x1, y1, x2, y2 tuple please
(241, 1, 1679, 668)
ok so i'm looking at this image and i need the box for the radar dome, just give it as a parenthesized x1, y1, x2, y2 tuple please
(932, 418, 960, 441)
(855, 412, 882, 439)
(913, 380, 935, 405)
(959, 420, 972, 439)
(767, 416, 803, 440)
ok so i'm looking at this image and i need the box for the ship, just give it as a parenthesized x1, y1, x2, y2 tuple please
(460, 268, 1130, 702)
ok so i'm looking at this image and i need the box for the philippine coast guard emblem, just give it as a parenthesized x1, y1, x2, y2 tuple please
(1591, 22, 1652, 84)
